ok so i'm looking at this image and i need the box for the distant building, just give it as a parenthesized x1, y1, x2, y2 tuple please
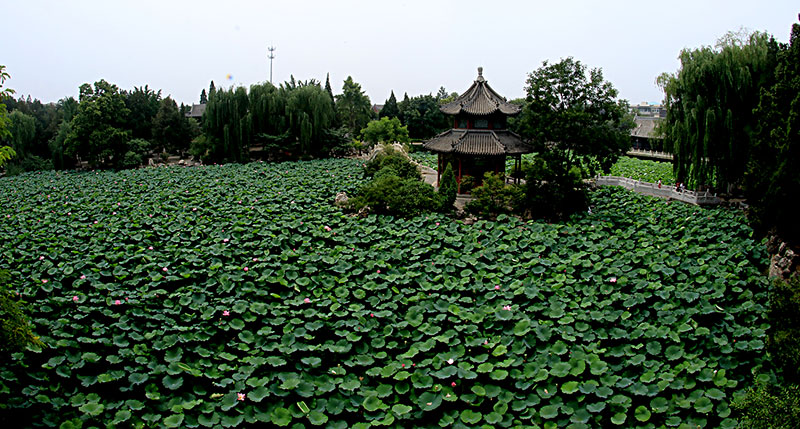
(185, 103, 206, 121)
(631, 116, 665, 151)
(632, 102, 666, 118)
(371, 104, 384, 115)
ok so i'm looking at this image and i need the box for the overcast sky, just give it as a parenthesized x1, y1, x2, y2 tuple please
(2, 1, 797, 107)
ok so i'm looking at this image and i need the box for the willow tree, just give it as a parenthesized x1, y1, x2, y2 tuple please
(202, 86, 250, 163)
(658, 31, 775, 190)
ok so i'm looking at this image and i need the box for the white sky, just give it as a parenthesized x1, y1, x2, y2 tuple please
(2, 1, 797, 107)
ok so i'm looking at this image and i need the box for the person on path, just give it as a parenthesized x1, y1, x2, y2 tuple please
(657, 179, 662, 189)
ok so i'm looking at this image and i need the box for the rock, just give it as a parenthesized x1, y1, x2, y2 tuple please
(334, 192, 349, 207)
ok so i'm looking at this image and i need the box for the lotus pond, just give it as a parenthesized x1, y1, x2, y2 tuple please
(0, 159, 768, 428)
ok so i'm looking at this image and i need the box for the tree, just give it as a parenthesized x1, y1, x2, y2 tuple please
(336, 76, 372, 136)
(200, 88, 207, 104)
(124, 85, 161, 141)
(379, 91, 399, 119)
(744, 17, 800, 244)
(398, 94, 449, 139)
(209, 80, 216, 95)
(0, 65, 15, 166)
(658, 31, 775, 191)
(438, 162, 457, 211)
(64, 80, 132, 168)
(435, 87, 458, 106)
(360, 117, 409, 145)
(153, 96, 195, 154)
(518, 57, 634, 177)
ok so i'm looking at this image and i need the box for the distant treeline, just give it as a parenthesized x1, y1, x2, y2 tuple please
(0, 73, 458, 172)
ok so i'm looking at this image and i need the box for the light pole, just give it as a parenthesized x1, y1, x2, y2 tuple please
(267, 46, 276, 84)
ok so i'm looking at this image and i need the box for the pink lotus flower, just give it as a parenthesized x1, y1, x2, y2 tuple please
(401, 364, 405, 368)
(304, 298, 311, 304)
(494, 285, 500, 290)
(370, 313, 375, 318)
(223, 238, 229, 243)
(503, 305, 512, 311)
(237, 393, 245, 401)
(39, 256, 45, 261)
(435, 222, 440, 226)
(114, 300, 121, 305)
(42, 279, 48, 284)
(324, 226, 332, 232)
(223, 310, 230, 316)
(451, 382, 457, 387)
(80, 275, 86, 279)
(243, 267, 248, 272)
(162, 267, 168, 272)
(609, 277, 617, 283)
(376, 269, 381, 274)
(72, 296, 79, 302)
(447, 358, 454, 365)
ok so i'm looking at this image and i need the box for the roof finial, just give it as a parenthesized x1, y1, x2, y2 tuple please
(477, 66, 485, 82)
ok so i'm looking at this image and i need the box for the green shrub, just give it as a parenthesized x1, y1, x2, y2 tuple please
(459, 175, 475, 194)
(348, 172, 439, 217)
(466, 172, 522, 218)
(438, 162, 457, 211)
(0, 271, 43, 354)
(522, 152, 587, 221)
(364, 145, 420, 181)
(733, 381, 800, 429)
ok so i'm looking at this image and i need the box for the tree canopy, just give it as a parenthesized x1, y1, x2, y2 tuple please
(335, 76, 372, 136)
(379, 91, 399, 120)
(517, 57, 633, 176)
(64, 80, 133, 168)
(361, 116, 409, 145)
(658, 31, 775, 190)
(398, 93, 449, 140)
(744, 19, 800, 243)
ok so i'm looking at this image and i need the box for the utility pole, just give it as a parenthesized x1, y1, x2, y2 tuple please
(267, 46, 276, 84)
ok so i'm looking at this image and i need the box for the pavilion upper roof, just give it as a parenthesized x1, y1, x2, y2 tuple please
(423, 129, 532, 156)
(440, 67, 521, 116)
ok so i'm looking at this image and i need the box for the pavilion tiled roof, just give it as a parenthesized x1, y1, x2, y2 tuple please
(440, 67, 521, 116)
(423, 129, 532, 156)
(185, 103, 207, 118)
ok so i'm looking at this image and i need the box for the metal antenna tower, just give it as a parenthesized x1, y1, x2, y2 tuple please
(267, 46, 276, 84)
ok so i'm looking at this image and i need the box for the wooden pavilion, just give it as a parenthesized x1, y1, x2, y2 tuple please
(423, 67, 532, 191)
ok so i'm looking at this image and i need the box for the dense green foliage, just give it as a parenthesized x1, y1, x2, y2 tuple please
(336, 76, 373, 137)
(0, 65, 16, 166)
(522, 152, 588, 222)
(745, 18, 800, 244)
(350, 147, 440, 217)
(0, 273, 43, 355)
(361, 117, 409, 145)
(607, 157, 676, 186)
(379, 91, 399, 120)
(518, 57, 634, 177)
(466, 173, 521, 218)
(363, 146, 420, 181)
(398, 94, 449, 140)
(0, 162, 769, 427)
(658, 31, 775, 191)
(197, 79, 344, 163)
(732, 274, 800, 427)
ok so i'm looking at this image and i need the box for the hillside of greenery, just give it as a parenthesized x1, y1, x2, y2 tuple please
(0, 160, 768, 428)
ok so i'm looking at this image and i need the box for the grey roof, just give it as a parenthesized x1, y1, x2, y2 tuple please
(631, 116, 662, 139)
(423, 129, 532, 156)
(186, 103, 206, 118)
(440, 67, 521, 116)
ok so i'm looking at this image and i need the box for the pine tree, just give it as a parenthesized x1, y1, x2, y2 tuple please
(324, 73, 334, 102)
(200, 89, 207, 104)
(209, 80, 216, 96)
(379, 91, 399, 119)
